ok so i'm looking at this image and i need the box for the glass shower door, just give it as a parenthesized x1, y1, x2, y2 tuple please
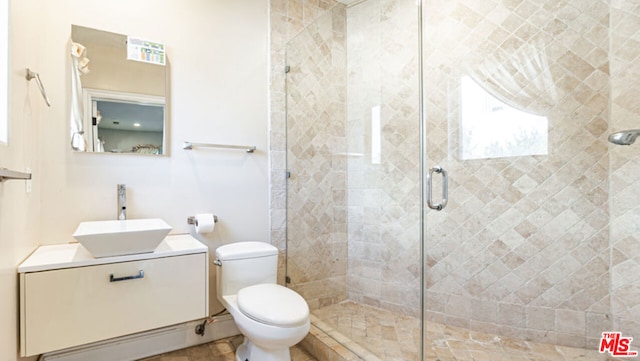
(422, 0, 621, 359)
(285, 1, 423, 359)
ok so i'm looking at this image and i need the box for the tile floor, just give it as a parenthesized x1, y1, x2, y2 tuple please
(313, 302, 624, 361)
(139, 335, 317, 361)
(147, 302, 626, 361)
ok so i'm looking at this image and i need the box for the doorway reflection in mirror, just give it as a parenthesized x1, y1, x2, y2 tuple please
(94, 99, 164, 154)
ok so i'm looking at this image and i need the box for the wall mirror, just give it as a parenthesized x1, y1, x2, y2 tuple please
(70, 25, 168, 155)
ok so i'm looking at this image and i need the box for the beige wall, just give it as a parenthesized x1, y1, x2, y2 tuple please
(0, 1, 269, 360)
(0, 1, 45, 359)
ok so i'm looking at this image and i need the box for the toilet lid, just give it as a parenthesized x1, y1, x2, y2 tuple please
(237, 284, 309, 327)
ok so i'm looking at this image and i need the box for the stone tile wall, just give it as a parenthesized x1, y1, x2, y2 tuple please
(344, 0, 421, 316)
(422, 0, 612, 349)
(285, 5, 349, 309)
(269, 0, 348, 308)
(272, 0, 422, 315)
(610, 0, 640, 344)
(269, 1, 341, 286)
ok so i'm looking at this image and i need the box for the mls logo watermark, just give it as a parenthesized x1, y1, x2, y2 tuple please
(599, 332, 638, 357)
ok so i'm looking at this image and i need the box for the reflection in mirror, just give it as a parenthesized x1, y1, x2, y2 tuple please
(87, 89, 165, 154)
(70, 25, 167, 155)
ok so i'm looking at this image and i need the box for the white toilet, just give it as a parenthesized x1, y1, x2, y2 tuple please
(215, 241, 310, 361)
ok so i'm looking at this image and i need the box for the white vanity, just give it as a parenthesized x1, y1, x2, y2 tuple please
(18, 234, 209, 357)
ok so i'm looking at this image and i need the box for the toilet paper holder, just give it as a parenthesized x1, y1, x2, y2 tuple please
(187, 215, 218, 225)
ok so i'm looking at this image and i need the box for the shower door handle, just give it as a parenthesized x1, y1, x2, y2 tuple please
(427, 166, 448, 211)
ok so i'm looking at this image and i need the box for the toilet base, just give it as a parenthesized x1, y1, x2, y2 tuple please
(235, 337, 291, 361)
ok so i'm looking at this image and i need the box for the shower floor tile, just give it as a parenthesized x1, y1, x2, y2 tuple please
(312, 301, 623, 361)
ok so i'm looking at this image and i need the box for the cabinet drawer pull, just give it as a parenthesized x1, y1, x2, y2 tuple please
(109, 270, 144, 282)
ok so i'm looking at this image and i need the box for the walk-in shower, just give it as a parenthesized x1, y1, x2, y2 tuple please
(275, 0, 640, 360)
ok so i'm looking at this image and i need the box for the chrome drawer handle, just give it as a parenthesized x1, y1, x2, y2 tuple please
(109, 270, 144, 282)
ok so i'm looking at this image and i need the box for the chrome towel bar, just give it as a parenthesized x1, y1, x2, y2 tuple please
(182, 141, 256, 153)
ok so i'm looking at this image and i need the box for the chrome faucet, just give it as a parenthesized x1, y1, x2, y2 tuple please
(117, 184, 126, 220)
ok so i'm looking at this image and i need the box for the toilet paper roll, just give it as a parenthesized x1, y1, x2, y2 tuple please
(195, 213, 215, 234)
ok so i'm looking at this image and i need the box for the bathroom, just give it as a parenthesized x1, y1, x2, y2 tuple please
(2, 0, 639, 361)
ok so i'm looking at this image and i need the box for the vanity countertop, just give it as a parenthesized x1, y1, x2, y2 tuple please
(18, 234, 207, 273)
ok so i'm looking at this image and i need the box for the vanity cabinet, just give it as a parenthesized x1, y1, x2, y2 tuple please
(19, 235, 209, 357)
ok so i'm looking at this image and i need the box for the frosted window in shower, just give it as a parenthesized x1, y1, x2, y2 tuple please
(0, 2, 7, 144)
(460, 76, 548, 160)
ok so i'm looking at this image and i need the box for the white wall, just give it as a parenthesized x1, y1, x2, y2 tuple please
(0, 1, 269, 360)
(0, 1, 46, 359)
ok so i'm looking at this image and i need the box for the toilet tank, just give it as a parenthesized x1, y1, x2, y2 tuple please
(215, 241, 278, 297)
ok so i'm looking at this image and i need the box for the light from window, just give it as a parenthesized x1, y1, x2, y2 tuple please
(460, 76, 548, 160)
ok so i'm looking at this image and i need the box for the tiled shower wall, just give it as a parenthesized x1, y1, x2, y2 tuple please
(270, 0, 640, 350)
(269, 0, 346, 307)
(344, 0, 421, 316)
(271, 0, 422, 314)
(285, 5, 349, 308)
(423, 0, 611, 349)
(610, 0, 640, 344)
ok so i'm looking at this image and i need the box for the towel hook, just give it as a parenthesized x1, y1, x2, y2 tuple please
(25, 68, 51, 107)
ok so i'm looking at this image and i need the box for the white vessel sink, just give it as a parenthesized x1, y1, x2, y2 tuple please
(72, 219, 172, 258)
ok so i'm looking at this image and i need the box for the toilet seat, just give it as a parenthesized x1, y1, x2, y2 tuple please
(237, 284, 309, 328)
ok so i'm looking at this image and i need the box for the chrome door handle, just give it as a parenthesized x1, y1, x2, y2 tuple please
(427, 166, 448, 211)
(109, 270, 144, 282)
